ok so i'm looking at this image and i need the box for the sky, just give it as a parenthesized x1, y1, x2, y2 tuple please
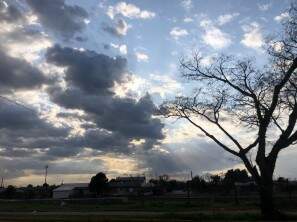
(0, 0, 296, 186)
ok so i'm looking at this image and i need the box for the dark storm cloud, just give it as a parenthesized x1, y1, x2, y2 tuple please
(0, 91, 142, 160)
(0, 155, 106, 180)
(0, 148, 39, 158)
(0, 49, 50, 93)
(48, 87, 109, 114)
(26, 0, 88, 39)
(46, 45, 127, 94)
(36, 129, 131, 156)
(96, 95, 164, 140)
(0, 98, 133, 156)
(48, 87, 164, 142)
(46, 146, 82, 158)
(80, 129, 130, 152)
(75, 36, 87, 42)
(0, 0, 23, 22)
(45, 45, 164, 151)
(0, 100, 54, 132)
(0, 99, 70, 150)
(0, 157, 27, 179)
(103, 44, 110, 50)
(46, 158, 106, 175)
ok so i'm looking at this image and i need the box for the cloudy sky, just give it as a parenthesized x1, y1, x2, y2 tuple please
(0, 0, 296, 186)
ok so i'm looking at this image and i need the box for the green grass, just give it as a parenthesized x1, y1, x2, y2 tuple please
(0, 198, 261, 213)
(0, 197, 297, 221)
(0, 201, 242, 213)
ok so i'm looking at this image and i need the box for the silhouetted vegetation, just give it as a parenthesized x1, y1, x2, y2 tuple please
(0, 184, 58, 199)
(89, 172, 109, 195)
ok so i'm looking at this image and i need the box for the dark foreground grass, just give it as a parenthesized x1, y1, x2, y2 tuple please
(0, 197, 297, 221)
(0, 198, 259, 213)
(0, 197, 295, 213)
(1, 212, 297, 222)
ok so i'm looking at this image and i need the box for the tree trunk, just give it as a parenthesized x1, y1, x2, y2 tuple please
(259, 180, 274, 218)
(259, 178, 284, 220)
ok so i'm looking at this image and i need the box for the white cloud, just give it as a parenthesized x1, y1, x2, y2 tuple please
(113, 74, 146, 98)
(202, 28, 231, 49)
(200, 19, 212, 28)
(107, 2, 155, 20)
(274, 12, 289, 23)
(200, 54, 217, 66)
(148, 74, 182, 98)
(110, 43, 128, 55)
(0, 20, 52, 63)
(241, 22, 263, 50)
(135, 52, 149, 62)
(119, 45, 128, 55)
(7, 37, 52, 63)
(113, 73, 181, 99)
(258, 3, 271, 11)
(84, 19, 91, 25)
(217, 13, 239, 26)
(170, 27, 188, 40)
(183, 17, 193, 23)
(163, 121, 201, 144)
(200, 20, 231, 49)
(181, 0, 193, 11)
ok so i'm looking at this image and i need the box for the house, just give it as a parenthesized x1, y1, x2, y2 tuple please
(52, 183, 91, 199)
(109, 176, 146, 196)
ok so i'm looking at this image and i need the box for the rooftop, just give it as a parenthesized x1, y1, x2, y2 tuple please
(53, 183, 89, 192)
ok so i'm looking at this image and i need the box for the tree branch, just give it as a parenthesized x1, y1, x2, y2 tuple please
(181, 111, 240, 157)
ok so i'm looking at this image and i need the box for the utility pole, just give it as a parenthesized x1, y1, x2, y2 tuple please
(44, 165, 48, 184)
(187, 171, 193, 205)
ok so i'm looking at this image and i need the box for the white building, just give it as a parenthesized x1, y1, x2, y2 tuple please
(53, 183, 90, 199)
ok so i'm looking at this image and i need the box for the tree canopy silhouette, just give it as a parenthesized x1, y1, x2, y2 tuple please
(160, 4, 297, 219)
(89, 172, 108, 196)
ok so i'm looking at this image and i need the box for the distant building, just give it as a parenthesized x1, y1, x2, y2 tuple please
(109, 176, 146, 196)
(52, 183, 91, 199)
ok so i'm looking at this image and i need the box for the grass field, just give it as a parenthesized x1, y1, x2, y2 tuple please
(0, 213, 263, 222)
(0, 196, 297, 221)
(1, 211, 297, 222)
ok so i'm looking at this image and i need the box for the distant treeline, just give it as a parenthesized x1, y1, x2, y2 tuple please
(0, 183, 57, 199)
(1, 169, 296, 199)
(150, 168, 253, 194)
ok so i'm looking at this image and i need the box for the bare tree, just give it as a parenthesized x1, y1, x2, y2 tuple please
(160, 5, 297, 219)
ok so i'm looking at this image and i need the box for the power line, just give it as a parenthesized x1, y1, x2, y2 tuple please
(0, 96, 34, 113)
